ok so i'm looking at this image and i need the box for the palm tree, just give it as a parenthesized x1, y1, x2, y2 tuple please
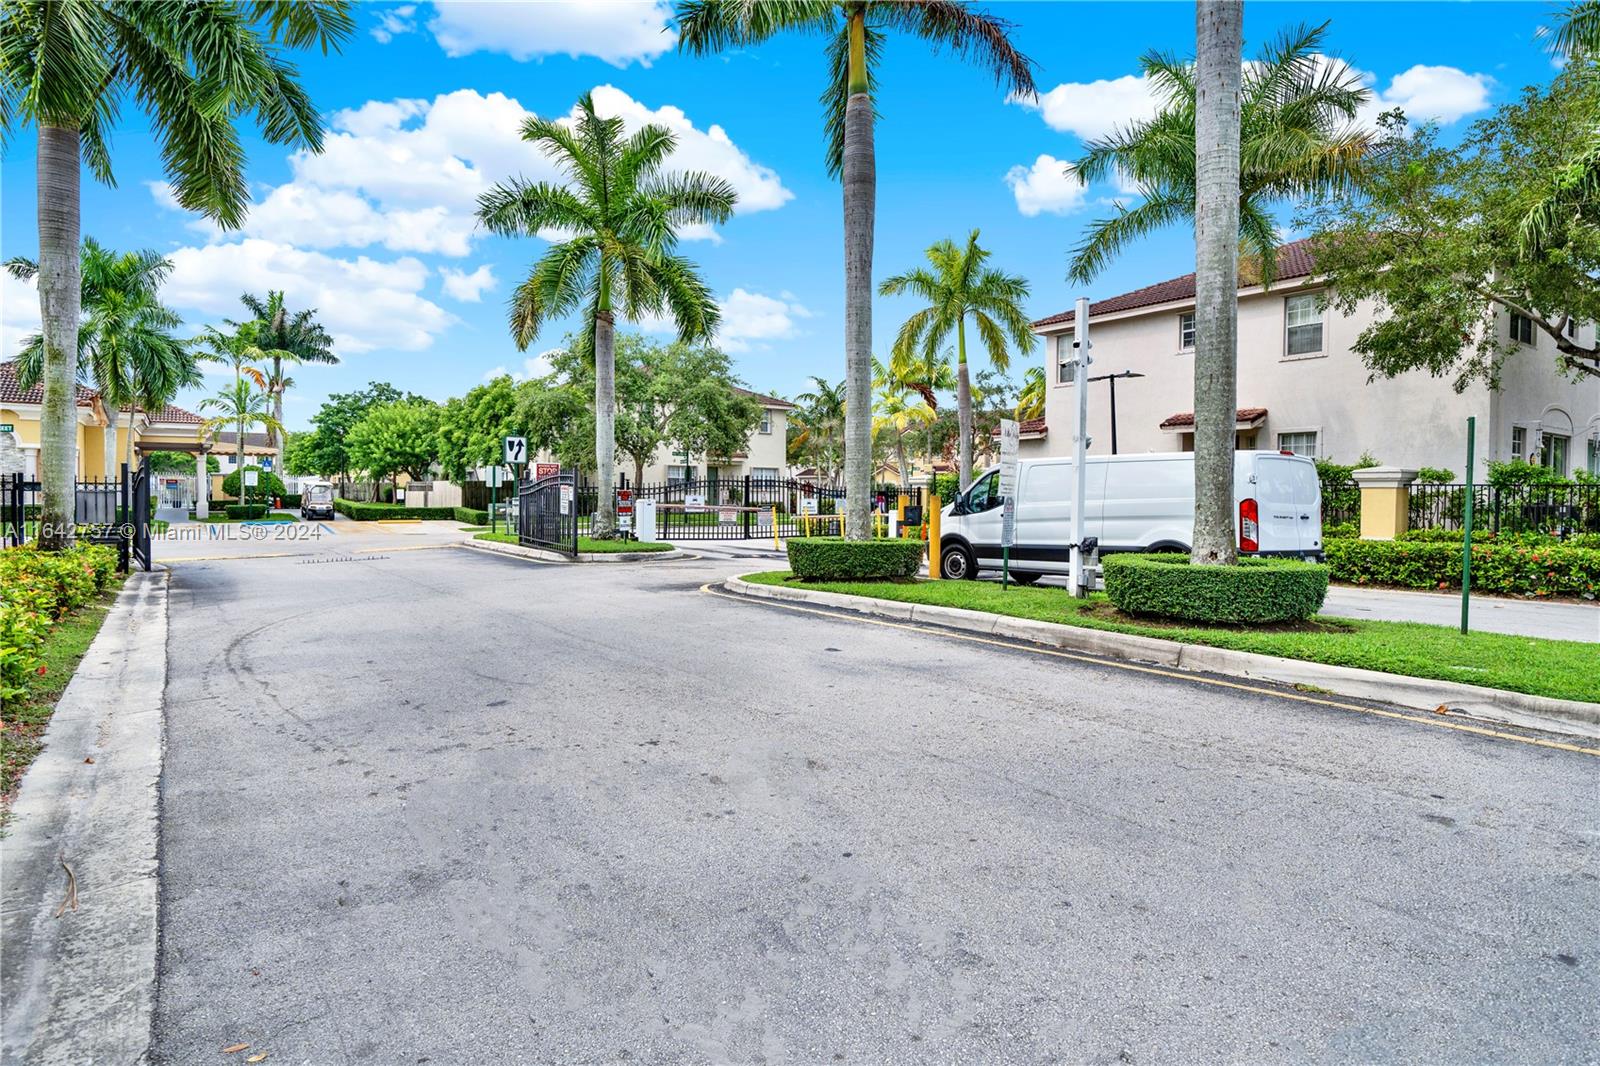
(872, 360, 934, 489)
(199, 379, 284, 506)
(0, 1, 352, 550)
(879, 230, 1034, 490)
(236, 291, 338, 452)
(1524, 2, 1600, 253)
(7, 239, 198, 479)
(477, 92, 735, 538)
(795, 376, 847, 484)
(1191, 0, 1245, 566)
(676, 0, 1036, 540)
(1016, 366, 1046, 421)
(195, 325, 281, 478)
(1066, 21, 1370, 286)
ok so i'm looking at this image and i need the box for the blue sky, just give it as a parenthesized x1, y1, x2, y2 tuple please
(0, 1, 1564, 430)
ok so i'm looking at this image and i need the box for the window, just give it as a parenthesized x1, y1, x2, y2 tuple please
(667, 464, 691, 485)
(1277, 430, 1319, 458)
(1284, 294, 1324, 356)
(1056, 331, 1076, 384)
(758, 412, 772, 435)
(1588, 438, 1600, 476)
(1178, 312, 1196, 351)
(1541, 433, 1570, 475)
(1566, 317, 1579, 339)
(1511, 426, 1527, 461)
(962, 470, 1001, 512)
(752, 467, 779, 482)
(1510, 313, 1534, 345)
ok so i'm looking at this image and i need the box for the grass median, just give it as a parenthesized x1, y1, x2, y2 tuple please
(474, 531, 674, 554)
(741, 572, 1599, 704)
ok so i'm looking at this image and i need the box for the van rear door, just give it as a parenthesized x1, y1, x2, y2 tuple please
(1287, 457, 1322, 556)
(1250, 456, 1306, 555)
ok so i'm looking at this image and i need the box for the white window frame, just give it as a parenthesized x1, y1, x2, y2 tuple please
(1510, 425, 1527, 462)
(1541, 433, 1571, 475)
(666, 464, 692, 486)
(752, 466, 779, 482)
(1283, 292, 1326, 359)
(1588, 437, 1600, 476)
(758, 412, 772, 435)
(1275, 429, 1320, 458)
(1178, 312, 1196, 352)
(1054, 332, 1076, 385)
(1509, 312, 1535, 346)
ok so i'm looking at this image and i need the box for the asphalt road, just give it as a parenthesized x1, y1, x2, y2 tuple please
(153, 544, 1599, 1065)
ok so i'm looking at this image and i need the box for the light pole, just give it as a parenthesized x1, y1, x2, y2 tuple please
(1087, 370, 1145, 454)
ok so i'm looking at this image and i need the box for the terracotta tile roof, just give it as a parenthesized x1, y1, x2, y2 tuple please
(1159, 406, 1269, 429)
(733, 386, 796, 410)
(1033, 239, 1318, 329)
(212, 430, 277, 448)
(122, 402, 203, 425)
(990, 417, 1049, 437)
(0, 360, 99, 407)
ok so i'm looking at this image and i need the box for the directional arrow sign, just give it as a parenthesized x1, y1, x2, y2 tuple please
(504, 436, 527, 464)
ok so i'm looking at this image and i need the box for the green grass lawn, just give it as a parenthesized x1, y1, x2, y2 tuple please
(742, 572, 1600, 704)
(474, 531, 674, 553)
(1, 578, 125, 829)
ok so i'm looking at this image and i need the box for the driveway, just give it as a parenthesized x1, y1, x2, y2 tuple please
(153, 546, 1598, 1064)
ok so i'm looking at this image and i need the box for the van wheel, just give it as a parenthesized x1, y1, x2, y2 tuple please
(1009, 571, 1041, 586)
(940, 544, 975, 580)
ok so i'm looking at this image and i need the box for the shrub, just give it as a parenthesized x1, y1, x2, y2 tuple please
(221, 466, 286, 500)
(454, 507, 489, 525)
(932, 472, 961, 504)
(1103, 553, 1330, 624)
(280, 493, 302, 508)
(1487, 459, 1571, 489)
(333, 499, 457, 521)
(1323, 521, 1358, 539)
(1416, 466, 1456, 484)
(787, 537, 925, 580)
(225, 504, 271, 519)
(0, 544, 117, 702)
(1325, 538, 1599, 598)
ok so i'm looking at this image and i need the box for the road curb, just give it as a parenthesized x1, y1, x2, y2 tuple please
(722, 576, 1600, 740)
(1, 569, 169, 1065)
(458, 539, 689, 564)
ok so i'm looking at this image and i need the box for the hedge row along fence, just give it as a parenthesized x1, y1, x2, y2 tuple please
(332, 499, 471, 522)
(1325, 539, 1599, 599)
(1103, 553, 1330, 624)
(0, 544, 119, 703)
(786, 537, 925, 581)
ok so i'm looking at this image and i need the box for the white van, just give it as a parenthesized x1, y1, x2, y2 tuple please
(938, 450, 1323, 582)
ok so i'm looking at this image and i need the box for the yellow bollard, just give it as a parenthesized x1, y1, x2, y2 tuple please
(928, 494, 941, 579)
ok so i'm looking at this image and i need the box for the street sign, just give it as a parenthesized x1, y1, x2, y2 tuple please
(243, 469, 260, 487)
(798, 497, 818, 515)
(559, 483, 573, 515)
(534, 461, 560, 479)
(0, 423, 13, 433)
(718, 506, 738, 523)
(999, 418, 1019, 577)
(504, 436, 527, 464)
(261, 456, 274, 471)
(684, 492, 706, 513)
(482, 465, 506, 488)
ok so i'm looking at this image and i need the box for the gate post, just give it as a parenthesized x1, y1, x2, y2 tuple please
(1353, 467, 1418, 541)
(742, 475, 751, 539)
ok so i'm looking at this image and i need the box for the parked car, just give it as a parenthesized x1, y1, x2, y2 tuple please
(938, 450, 1323, 582)
(301, 481, 336, 520)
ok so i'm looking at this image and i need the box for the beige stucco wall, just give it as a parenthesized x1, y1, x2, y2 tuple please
(1033, 286, 1598, 477)
(633, 408, 790, 484)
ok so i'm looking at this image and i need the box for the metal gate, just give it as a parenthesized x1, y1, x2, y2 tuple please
(518, 472, 578, 558)
(622, 476, 920, 541)
(157, 473, 195, 511)
(1, 460, 151, 571)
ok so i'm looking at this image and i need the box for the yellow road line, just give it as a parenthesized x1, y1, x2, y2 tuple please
(700, 583, 1600, 758)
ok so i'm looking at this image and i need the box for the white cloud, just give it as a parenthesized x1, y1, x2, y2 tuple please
(716, 289, 813, 353)
(429, 0, 676, 67)
(1365, 64, 1493, 125)
(163, 239, 456, 354)
(2, 271, 41, 359)
(1011, 75, 1160, 142)
(154, 86, 789, 258)
(440, 264, 497, 302)
(371, 4, 417, 43)
(484, 349, 559, 382)
(1005, 155, 1088, 217)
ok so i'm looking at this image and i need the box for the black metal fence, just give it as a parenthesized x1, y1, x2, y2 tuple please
(1, 461, 153, 570)
(1320, 474, 1360, 528)
(517, 471, 579, 557)
(1409, 481, 1600, 536)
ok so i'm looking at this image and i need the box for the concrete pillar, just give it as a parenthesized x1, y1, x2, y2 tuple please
(195, 452, 209, 519)
(1353, 466, 1418, 541)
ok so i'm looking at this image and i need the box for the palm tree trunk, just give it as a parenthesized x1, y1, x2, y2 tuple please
(271, 356, 284, 452)
(36, 124, 82, 551)
(956, 319, 973, 491)
(895, 436, 907, 493)
(104, 422, 118, 482)
(592, 307, 617, 537)
(124, 408, 136, 475)
(842, 12, 875, 541)
(1191, 0, 1243, 566)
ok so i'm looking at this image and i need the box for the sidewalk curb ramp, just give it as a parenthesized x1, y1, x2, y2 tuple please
(1, 569, 168, 1065)
(458, 539, 690, 564)
(722, 576, 1600, 741)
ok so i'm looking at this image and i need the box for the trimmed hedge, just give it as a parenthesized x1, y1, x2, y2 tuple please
(786, 537, 925, 581)
(225, 504, 272, 519)
(333, 498, 457, 521)
(454, 507, 489, 525)
(221, 466, 286, 500)
(0, 544, 118, 703)
(1397, 527, 1600, 550)
(1103, 553, 1330, 624)
(280, 493, 302, 508)
(1326, 538, 1599, 598)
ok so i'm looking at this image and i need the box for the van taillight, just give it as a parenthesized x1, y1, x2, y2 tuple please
(1239, 498, 1259, 553)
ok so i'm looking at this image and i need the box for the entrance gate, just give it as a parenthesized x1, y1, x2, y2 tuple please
(518, 472, 578, 558)
(616, 476, 921, 541)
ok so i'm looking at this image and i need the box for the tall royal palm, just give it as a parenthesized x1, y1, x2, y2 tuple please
(477, 92, 735, 537)
(676, 0, 1036, 539)
(196, 324, 282, 478)
(237, 291, 337, 452)
(795, 375, 848, 483)
(0, 0, 352, 549)
(879, 230, 1033, 490)
(872, 359, 933, 489)
(198, 378, 284, 498)
(8, 239, 198, 479)
(1066, 21, 1369, 286)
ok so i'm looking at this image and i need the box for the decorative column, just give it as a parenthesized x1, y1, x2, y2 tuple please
(195, 450, 209, 519)
(1352, 466, 1418, 541)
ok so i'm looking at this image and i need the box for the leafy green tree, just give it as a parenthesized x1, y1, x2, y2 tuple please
(879, 230, 1032, 489)
(299, 383, 422, 482)
(346, 401, 441, 498)
(1016, 366, 1046, 421)
(151, 451, 216, 475)
(477, 92, 734, 537)
(221, 465, 285, 500)
(676, 0, 1036, 539)
(661, 346, 762, 477)
(236, 291, 338, 451)
(873, 359, 934, 488)
(436, 376, 526, 481)
(7, 239, 199, 478)
(792, 376, 847, 482)
(199, 380, 284, 490)
(1067, 21, 1370, 287)
(1302, 66, 1600, 386)
(0, 0, 353, 549)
